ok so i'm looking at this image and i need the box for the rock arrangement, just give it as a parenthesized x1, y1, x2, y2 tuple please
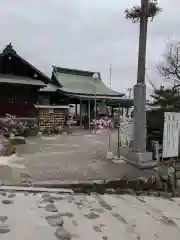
(9, 136, 26, 145)
(0, 135, 16, 156)
(38, 193, 73, 239)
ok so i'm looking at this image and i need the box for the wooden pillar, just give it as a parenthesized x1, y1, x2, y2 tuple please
(75, 104, 77, 117)
(88, 100, 91, 131)
(111, 107, 114, 117)
(80, 99, 82, 127)
(117, 104, 121, 158)
(121, 108, 124, 116)
(126, 107, 129, 117)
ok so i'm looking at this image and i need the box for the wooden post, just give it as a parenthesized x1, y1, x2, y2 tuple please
(111, 107, 114, 117)
(94, 93, 97, 134)
(126, 108, 129, 117)
(117, 104, 121, 158)
(80, 99, 82, 127)
(75, 104, 77, 117)
(88, 100, 91, 131)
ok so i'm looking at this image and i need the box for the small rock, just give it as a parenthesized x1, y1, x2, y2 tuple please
(55, 226, 71, 240)
(84, 212, 100, 220)
(138, 177, 148, 183)
(136, 197, 146, 203)
(38, 202, 47, 208)
(20, 173, 32, 179)
(52, 195, 65, 201)
(135, 191, 144, 196)
(24, 192, 30, 196)
(102, 237, 108, 240)
(160, 216, 177, 227)
(8, 193, 16, 198)
(42, 194, 54, 203)
(0, 225, 10, 234)
(106, 151, 113, 160)
(112, 213, 127, 224)
(92, 225, 102, 232)
(59, 212, 74, 218)
(42, 193, 51, 198)
(62, 132, 67, 136)
(159, 192, 172, 198)
(90, 208, 104, 214)
(45, 214, 64, 227)
(96, 196, 112, 210)
(124, 189, 136, 195)
(148, 191, 160, 197)
(105, 188, 116, 194)
(72, 220, 78, 227)
(45, 204, 58, 212)
(2, 200, 13, 204)
(0, 192, 6, 196)
(0, 216, 8, 222)
(0, 142, 16, 156)
(9, 136, 26, 145)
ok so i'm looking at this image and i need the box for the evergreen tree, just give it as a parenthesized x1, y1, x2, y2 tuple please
(150, 86, 180, 111)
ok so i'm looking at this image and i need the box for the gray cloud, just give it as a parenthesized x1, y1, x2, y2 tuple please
(0, 0, 178, 95)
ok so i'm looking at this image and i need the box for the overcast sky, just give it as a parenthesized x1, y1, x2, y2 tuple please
(0, 0, 179, 96)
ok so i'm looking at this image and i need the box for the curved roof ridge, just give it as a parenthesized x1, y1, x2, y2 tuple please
(53, 68, 124, 97)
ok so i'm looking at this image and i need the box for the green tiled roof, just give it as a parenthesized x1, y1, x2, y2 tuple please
(53, 68, 124, 97)
(65, 93, 133, 107)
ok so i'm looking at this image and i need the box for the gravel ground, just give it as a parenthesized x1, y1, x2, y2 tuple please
(0, 132, 155, 184)
(1, 130, 155, 183)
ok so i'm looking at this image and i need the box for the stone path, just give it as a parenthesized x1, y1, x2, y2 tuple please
(0, 190, 180, 239)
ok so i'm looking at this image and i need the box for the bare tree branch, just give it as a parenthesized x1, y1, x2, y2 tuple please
(157, 42, 180, 86)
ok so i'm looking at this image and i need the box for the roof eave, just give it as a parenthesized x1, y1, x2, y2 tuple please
(57, 89, 125, 98)
(53, 66, 100, 78)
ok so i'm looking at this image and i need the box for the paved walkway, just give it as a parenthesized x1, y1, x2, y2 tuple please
(0, 190, 180, 239)
(0, 131, 155, 184)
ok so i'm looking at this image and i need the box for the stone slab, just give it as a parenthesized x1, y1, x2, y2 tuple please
(124, 157, 157, 169)
(126, 151, 153, 163)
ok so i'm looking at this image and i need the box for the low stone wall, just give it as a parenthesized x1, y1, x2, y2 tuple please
(12, 168, 179, 197)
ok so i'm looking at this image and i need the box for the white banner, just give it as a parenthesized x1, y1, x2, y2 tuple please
(163, 112, 180, 158)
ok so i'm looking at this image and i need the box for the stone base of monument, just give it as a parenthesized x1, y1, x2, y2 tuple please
(112, 156, 126, 164)
(0, 135, 16, 156)
(0, 144, 16, 156)
(106, 151, 114, 160)
(125, 151, 157, 169)
(9, 136, 26, 145)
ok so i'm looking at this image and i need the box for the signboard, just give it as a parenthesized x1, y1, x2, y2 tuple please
(163, 112, 180, 158)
